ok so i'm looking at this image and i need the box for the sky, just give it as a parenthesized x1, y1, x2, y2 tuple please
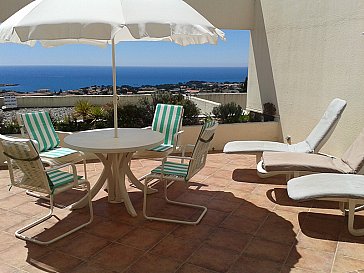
(0, 30, 250, 67)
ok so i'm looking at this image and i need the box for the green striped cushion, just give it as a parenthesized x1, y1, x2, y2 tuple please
(47, 169, 81, 191)
(20, 112, 60, 152)
(151, 104, 183, 146)
(151, 161, 188, 177)
(40, 147, 78, 158)
(203, 120, 216, 129)
(150, 144, 173, 152)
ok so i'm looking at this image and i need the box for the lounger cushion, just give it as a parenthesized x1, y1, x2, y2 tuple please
(40, 147, 78, 158)
(304, 98, 347, 152)
(341, 129, 364, 174)
(151, 104, 183, 146)
(262, 152, 353, 173)
(223, 98, 346, 155)
(20, 112, 60, 152)
(223, 140, 311, 154)
(151, 161, 189, 177)
(287, 173, 364, 201)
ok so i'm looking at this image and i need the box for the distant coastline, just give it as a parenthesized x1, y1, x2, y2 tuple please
(0, 80, 247, 96)
(0, 83, 18, 87)
(0, 66, 248, 93)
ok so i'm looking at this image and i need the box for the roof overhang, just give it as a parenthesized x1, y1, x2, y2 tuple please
(0, 0, 255, 30)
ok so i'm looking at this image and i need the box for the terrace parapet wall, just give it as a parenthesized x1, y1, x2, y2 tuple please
(0, 121, 281, 166)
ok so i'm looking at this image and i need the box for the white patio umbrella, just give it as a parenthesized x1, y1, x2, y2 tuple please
(0, 0, 225, 138)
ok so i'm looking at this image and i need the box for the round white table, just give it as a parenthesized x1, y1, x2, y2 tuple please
(64, 128, 164, 217)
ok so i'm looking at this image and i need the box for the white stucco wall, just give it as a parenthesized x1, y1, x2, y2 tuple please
(196, 93, 247, 109)
(247, 0, 364, 156)
(189, 96, 220, 115)
(180, 121, 281, 152)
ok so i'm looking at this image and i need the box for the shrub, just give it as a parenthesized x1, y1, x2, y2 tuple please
(180, 99, 201, 126)
(151, 91, 183, 106)
(263, 102, 276, 116)
(103, 102, 153, 128)
(151, 91, 201, 125)
(118, 104, 153, 128)
(0, 118, 20, 134)
(89, 106, 108, 129)
(74, 100, 93, 121)
(263, 102, 276, 122)
(212, 102, 243, 124)
(53, 114, 90, 132)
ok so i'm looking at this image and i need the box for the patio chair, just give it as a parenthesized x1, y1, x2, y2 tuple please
(0, 134, 93, 245)
(134, 104, 184, 159)
(223, 98, 347, 162)
(17, 111, 87, 176)
(257, 128, 364, 178)
(143, 120, 218, 225)
(287, 173, 364, 236)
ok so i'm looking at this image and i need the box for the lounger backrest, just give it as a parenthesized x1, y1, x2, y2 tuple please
(17, 112, 60, 152)
(186, 121, 218, 180)
(151, 104, 184, 146)
(0, 135, 51, 194)
(341, 128, 364, 173)
(303, 98, 347, 153)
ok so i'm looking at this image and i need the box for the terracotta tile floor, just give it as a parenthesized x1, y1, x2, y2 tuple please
(0, 153, 364, 272)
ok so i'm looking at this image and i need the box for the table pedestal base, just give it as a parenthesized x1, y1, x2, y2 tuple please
(70, 152, 157, 217)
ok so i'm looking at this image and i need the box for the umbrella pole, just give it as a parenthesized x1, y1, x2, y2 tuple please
(112, 38, 118, 138)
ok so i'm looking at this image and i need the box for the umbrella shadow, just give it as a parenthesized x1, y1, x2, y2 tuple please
(23, 180, 301, 272)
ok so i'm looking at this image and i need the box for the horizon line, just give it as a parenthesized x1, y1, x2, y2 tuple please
(0, 64, 249, 68)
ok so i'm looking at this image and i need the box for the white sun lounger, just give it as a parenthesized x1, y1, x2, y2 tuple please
(257, 128, 364, 178)
(223, 98, 347, 162)
(287, 173, 364, 236)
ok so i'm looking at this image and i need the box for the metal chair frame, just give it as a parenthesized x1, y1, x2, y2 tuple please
(0, 135, 93, 245)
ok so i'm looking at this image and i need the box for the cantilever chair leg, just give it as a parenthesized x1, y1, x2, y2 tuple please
(348, 199, 364, 236)
(143, 178, 207, 225)
(16, 181, 93, 245)
(26, 190, 50, 200)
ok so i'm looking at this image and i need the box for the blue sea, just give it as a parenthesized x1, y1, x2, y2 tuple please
(0, 66, 248, 93)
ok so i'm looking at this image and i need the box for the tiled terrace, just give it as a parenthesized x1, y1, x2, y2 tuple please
(0, 153, 364, 273)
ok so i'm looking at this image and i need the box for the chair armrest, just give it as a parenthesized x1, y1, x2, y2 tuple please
(184, 144, 196, 148)
(173, 130, 184, 150)
(166, 155, 194, 161)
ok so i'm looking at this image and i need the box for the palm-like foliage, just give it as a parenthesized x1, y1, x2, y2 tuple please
(74, 100, 93, 121)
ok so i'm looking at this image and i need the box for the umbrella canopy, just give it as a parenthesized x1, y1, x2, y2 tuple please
(0, 0, 224, 137)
